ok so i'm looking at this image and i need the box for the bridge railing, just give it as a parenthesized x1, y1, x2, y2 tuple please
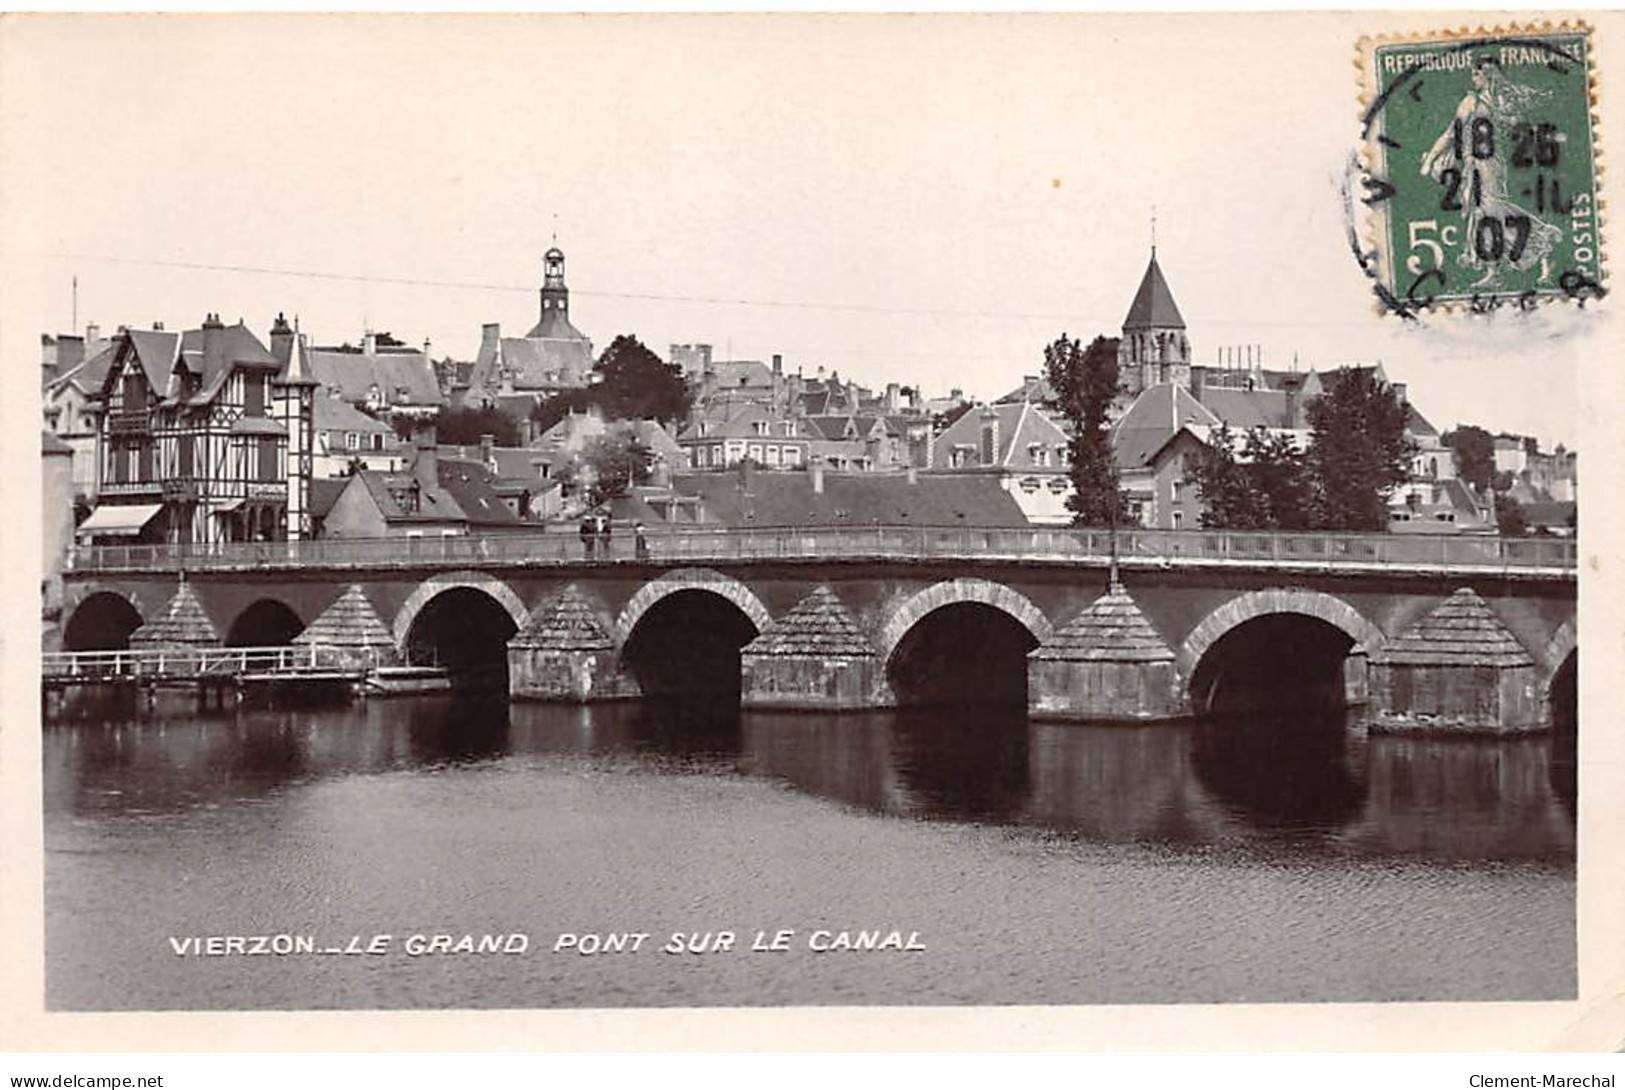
(63, 525, 1577, 573)
(41, 644, 385, 680)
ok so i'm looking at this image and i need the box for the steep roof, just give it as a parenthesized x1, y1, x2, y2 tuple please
(176, 321, 279, 398)
(511, 586, 615, 650)
(672, 470, 1029, 528)
(434, 457, 521, 526)
(1374, 588, 1534, 667)
(495, 335, 592, 389)
(1111, 383, 1222, 468)
(314, 394, 394, 433)
(49, 343, 117, 395)
(709, 360, 775, 390)
(744, 585, 875, 657)
(929, 401, 1070, 470)
(294, 585, 395, 651)
(308, 346, 443, 407)
(1196, 387, 1297, 430)
(130, 579, 218, 647)
(1030, 581, 1175, 662)
(310, 478, 348, 519)
(41, 429, 73, 455)
(1123, 252, 1185, 330)
(122, 329, 181, 393)
(526, 307, 590, 344)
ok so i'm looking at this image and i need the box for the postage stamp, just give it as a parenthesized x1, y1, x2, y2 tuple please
(1356, 24, 1604, 313)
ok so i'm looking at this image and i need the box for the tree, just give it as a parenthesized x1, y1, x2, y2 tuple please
(561, 433, 654, 509)
(592, 335, 692, 425)
(529, 387, 596, 437)
(434, 405, 522, 447)
(1303, 368, 1415, 531)
(1190, 425, 1313, 531)
(1044, 334, 1129, 527)
(1441, 424, 1495, 493)
(1496, 494, 1529, 537)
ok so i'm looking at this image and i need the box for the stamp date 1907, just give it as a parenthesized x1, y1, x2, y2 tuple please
(1358, 25, 1603, 314)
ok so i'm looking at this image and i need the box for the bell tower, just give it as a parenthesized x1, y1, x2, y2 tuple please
(540, 247, 569, 324)
(1118, 248, 1191, 395)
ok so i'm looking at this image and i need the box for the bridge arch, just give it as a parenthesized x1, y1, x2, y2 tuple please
(1179, 588, 1384, 678)
(614, 568, 772, 646)
(392, 570, 530, 648)
(1542, 616, 1577, 681)
(878, 578, 1053, 667)
(63, 591, 145, 651)
(225, 598, 306, 647)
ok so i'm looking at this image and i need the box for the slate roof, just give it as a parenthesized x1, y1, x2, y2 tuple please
(744, 586, 874, 657)
(434, 457, 522, 526)
(310, 478, 347, 520)
(42, 429, 73, 455)
(1196, 387, 1297, 430)
(1111, 384, 1222, 468)
(130, 579, 218, 647)
(121, 329, 181, 393)
(1374, 588, 1534, 667)
(314, 394, 394, 434)
(1123, 253, 1185, 329)
(48, 343, 117, 395)
(495, 336, 592, 389)
(709, 360, 775, 389)
(308, 346, 444, 407)
(511, 586, 615, 650)
(929, 401, 1070, 470)
(294, 585, 395, 651)
(1030, 581, 1175, 662)
(671, 471, 1029, 528)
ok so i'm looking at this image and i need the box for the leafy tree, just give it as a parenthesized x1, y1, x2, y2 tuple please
(1496, 494, 1529, 537)
(1044, 333, 1129, 526)
(561, 433, 654, 509)
(1441, 425, 1495, 492)
(1190, 425, 1269, 530)
(592, 335, 692, 425)
(434, 405, 521, 447)
(529, 388, 597, 436)
(1303, 368, 1415, 531)
(1190, 425, 1313, 531)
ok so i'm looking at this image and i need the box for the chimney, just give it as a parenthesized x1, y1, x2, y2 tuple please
(1392, 381, 1408, 404)
(1022, 375, 1039, 402)
(979, 404, 1000, 467)
(85, 322, 100, 345)
(1190, 365, 1206, 402)
(413, 422, 439, 489)
(884, 382, 900, 413)
(479, 432, 495, 469)
(202, 312, 225, 376)
(423, 337, 432, 361)
(1285, 386, 1299, 428)
(363, 330, 377, 356)
(909, 387, 922, 411)
(772, 353, 783, 377)
(269, 312, 294, 368)
(810, 458, 824, 494)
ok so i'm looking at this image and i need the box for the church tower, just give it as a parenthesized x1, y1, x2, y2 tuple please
(1118, 250, 1191, 395)
(537, 247, 570, 328)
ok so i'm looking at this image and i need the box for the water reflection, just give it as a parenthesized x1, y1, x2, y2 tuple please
(42, 696, 1575, 864)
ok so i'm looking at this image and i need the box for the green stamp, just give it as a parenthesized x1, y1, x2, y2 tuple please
(1358, 25, 1603, 313)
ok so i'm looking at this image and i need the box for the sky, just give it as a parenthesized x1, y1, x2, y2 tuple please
(2, 12, 1609, 448)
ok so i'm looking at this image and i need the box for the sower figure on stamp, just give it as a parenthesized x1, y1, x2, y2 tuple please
(1417, 58, 1562, 288)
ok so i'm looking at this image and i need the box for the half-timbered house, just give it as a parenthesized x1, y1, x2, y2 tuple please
(80, 314, 315, 546)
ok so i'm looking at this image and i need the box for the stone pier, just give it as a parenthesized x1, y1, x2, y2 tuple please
(740, 586, 882, 710)
(1027, 580, 1184, 722)
(508, 587, 638, 702)
(294, 584, 399, 671)
(1369, 588, 1542, 734)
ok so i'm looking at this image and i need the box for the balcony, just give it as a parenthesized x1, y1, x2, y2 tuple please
(108, 410, 152, 435)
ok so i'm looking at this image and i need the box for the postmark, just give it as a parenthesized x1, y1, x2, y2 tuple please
(1355, 24, 1604, 315)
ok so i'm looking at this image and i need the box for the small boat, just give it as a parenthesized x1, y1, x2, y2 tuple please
(363, 665, 453, 696)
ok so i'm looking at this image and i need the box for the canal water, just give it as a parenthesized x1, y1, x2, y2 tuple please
(43, 694, 1575, 1010)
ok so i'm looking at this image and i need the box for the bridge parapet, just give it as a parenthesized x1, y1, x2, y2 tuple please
(64, 526, 1578, 579)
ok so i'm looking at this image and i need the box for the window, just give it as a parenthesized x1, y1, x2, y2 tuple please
(259, 436, 280, 482)
(783, 445, 801, 467)
(1172, 510, 1183, 528)
(747, 443, 763, 462)
(1028, 443, 1048, 467)
(178, 434, 194, 477)
(765, 445, 780, 465)
(244, 374, 265, 416)
(371, 433, 384, 451)
(346, 431, 360, 450)
(753, 420, 769, 435)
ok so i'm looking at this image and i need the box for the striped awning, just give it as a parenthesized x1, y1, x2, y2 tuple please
(76, 503, 163, 536)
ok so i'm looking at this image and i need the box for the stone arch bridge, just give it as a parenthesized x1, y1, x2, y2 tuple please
(56, 527, 1577, 732)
